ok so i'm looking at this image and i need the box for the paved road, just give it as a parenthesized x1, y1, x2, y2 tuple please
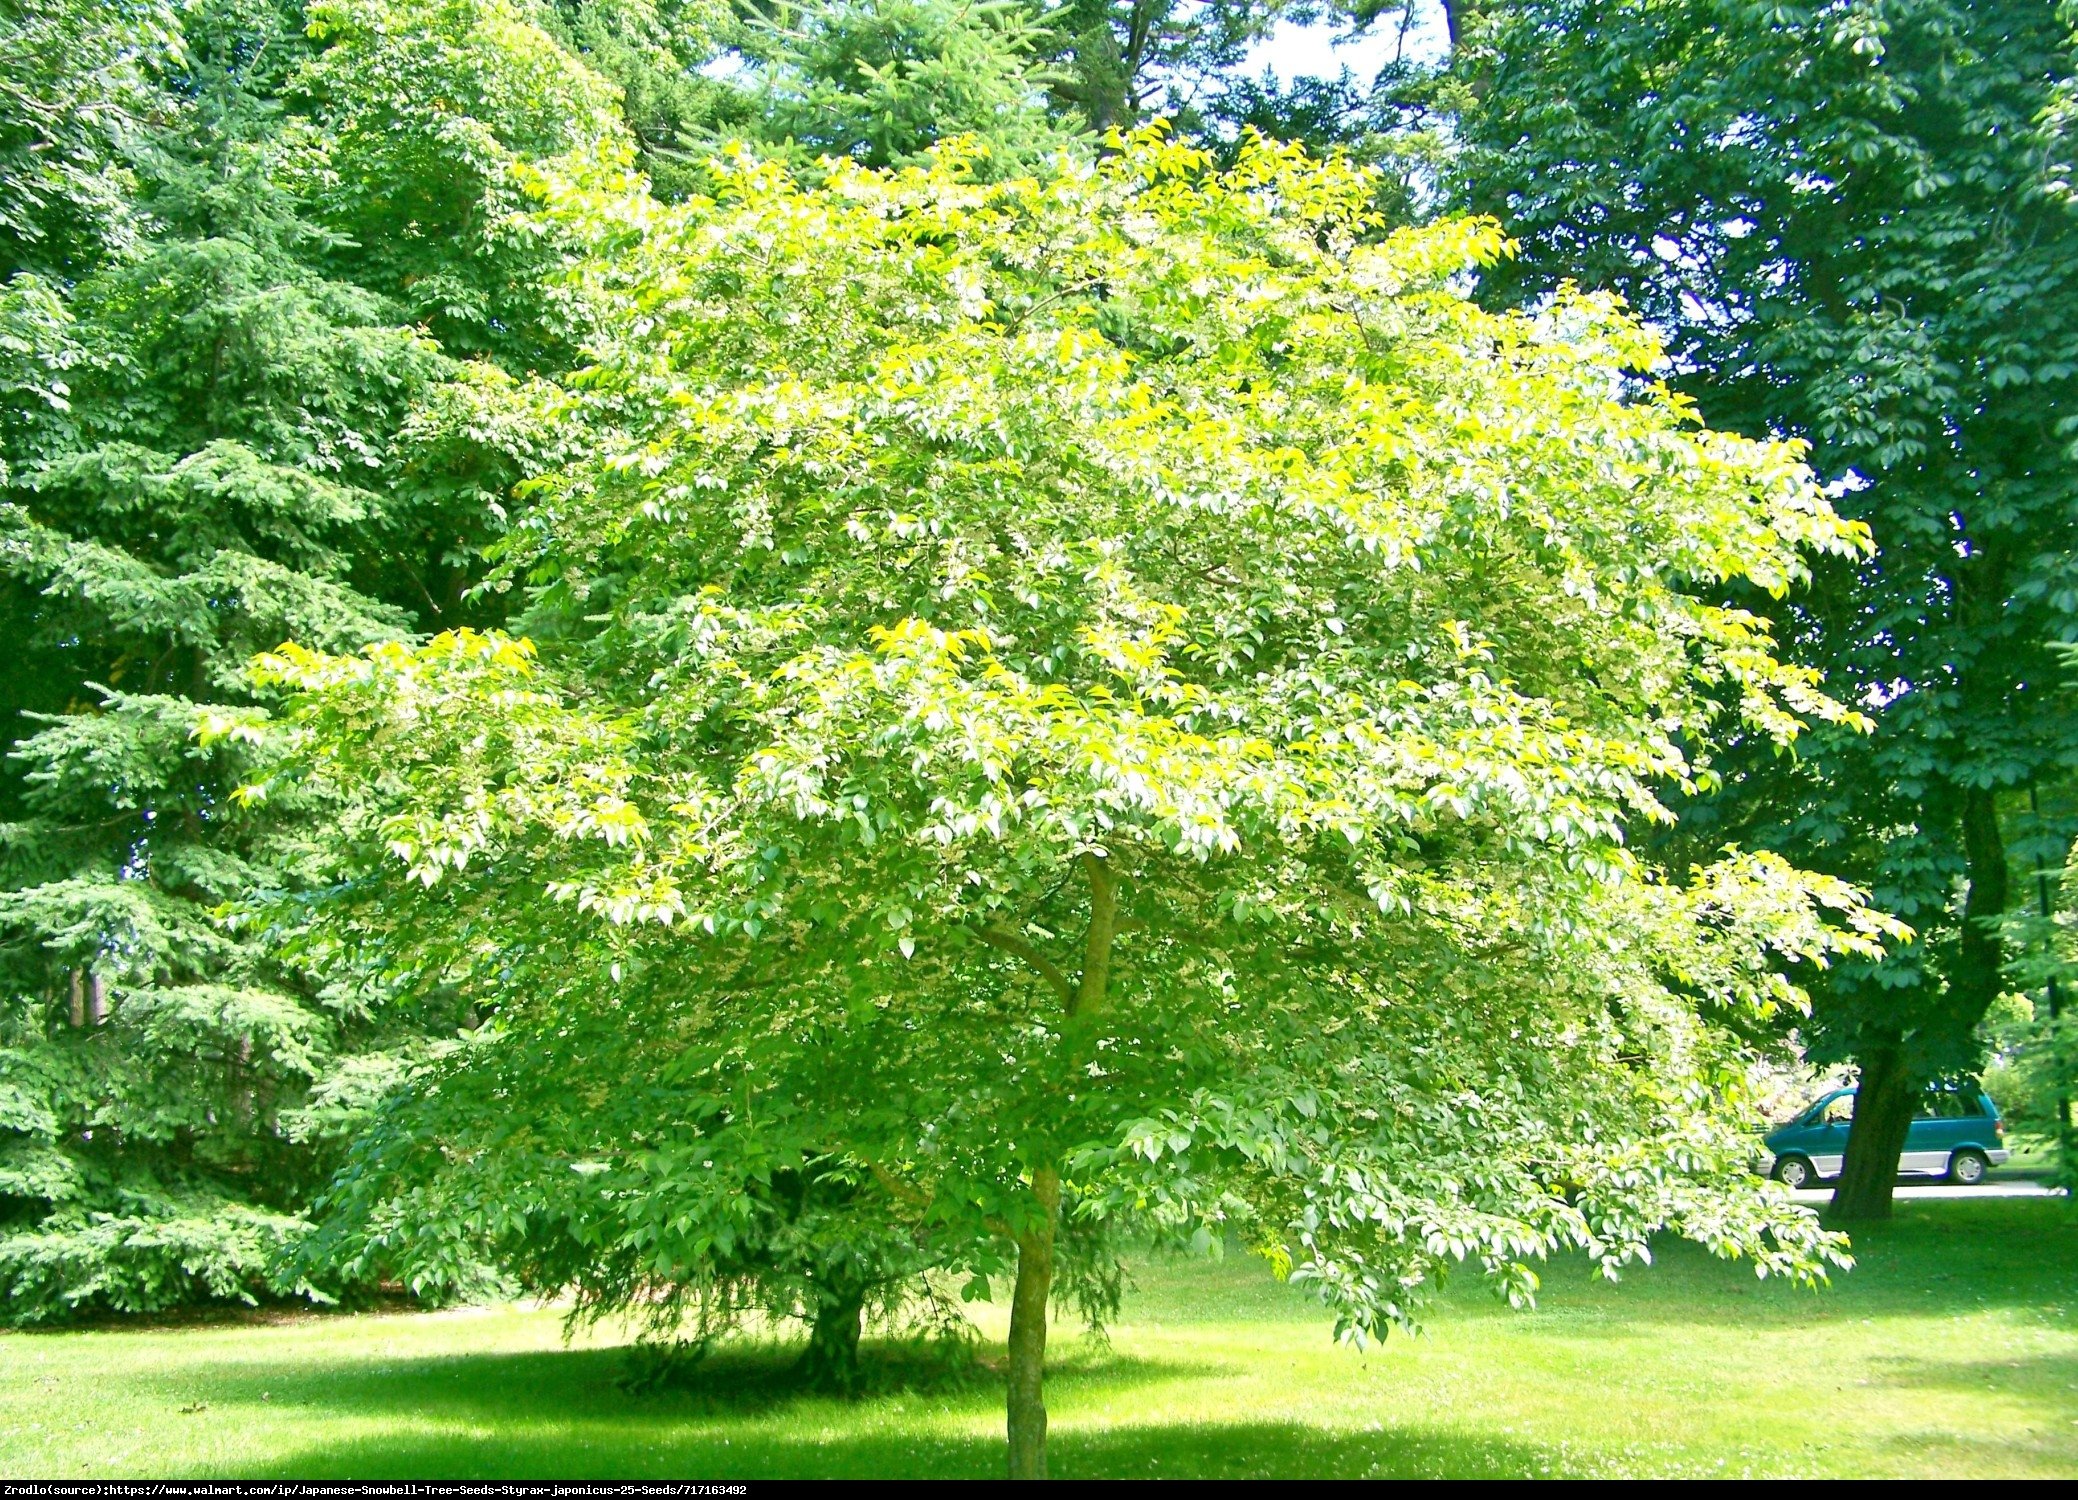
(1788, 1179, 2062, 1205)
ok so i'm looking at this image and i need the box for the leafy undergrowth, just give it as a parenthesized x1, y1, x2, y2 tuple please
(2, 1198, 2072, 1480)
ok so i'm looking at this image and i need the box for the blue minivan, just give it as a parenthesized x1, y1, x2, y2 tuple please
(1763, 1088, 2009, 1188)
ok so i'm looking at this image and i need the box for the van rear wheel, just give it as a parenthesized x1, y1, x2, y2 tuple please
(1774, 1156, 1815, 1190)
(1947, 1149, 1988, 1186)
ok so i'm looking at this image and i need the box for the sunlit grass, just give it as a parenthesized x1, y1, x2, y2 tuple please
(3, 1197, 2073, 1479)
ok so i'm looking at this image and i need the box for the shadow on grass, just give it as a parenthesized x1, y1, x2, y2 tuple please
(235, 1408, 1564, 1481)
(141, 1337, 1226, 1452)
(1865, 1348, 2078, 1401)
(133, 1332, 1572, 1480)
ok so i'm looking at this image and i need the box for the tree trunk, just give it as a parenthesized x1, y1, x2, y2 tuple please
(1002, 856, 1115, 1477)
(1828, 1032, 1915, 1221)
(1830, 788, 2010, 1219)
(1951, 786, 2011, 1031)
(87, 971, 106, 1025)
(796, 1272, 868, 1396)
(68, 969, 85, 1029)
(1006, 1167, 1060, 1481)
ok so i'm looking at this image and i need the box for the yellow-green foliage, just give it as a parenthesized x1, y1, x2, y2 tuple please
(256, 134, 1899, 1424)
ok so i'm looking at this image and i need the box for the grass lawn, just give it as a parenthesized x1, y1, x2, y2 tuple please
(3, 1196, 2074, 1480)
(2000, 1133, 2063, 1178)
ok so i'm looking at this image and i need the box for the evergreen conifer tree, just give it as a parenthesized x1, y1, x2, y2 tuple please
(0, 0, 621, 1321)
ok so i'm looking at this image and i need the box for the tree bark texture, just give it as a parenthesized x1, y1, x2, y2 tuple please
(1831, 788, 2011, 1217)
(1828, 1031, 1915, 1221)
(1005, 1167, 1060, 1480)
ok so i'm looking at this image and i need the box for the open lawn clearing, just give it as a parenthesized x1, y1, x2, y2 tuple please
(3, 1198, 2074, 1480)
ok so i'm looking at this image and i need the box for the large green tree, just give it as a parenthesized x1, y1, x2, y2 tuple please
(260, 134, 1886, 1474)
(1450, 0, 2078, 1217)
(0, 0, 619, 1321)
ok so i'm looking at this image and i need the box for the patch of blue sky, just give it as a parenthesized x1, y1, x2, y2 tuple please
(1242, 4, 1451, 87)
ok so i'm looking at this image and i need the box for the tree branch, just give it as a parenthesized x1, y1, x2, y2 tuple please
(868, 1159, 929, 1211)
(867, 1156, 1018, 1240)
(1075, 852, 1119, 1018)
(976, 924, 1075, 1005)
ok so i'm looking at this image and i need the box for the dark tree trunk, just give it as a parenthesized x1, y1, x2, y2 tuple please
(796, 1274, 868, 1396)
(1951, 786, 2011, 1032)
(1006, 1168, 1059, 1480)
(1829, 1033, 1915, 1221)
(1440, 1, 1494, 98)
(1830, 788, 2010, 1219)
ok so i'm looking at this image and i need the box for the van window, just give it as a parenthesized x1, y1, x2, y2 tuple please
(1917, 1091, 1985, 1119)
(1818, 1095, 1854, 1125)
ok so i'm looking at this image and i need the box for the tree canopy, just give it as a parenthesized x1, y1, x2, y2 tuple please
(1451, 0, 2078, 1215)
(255, 131, 1890, 1474)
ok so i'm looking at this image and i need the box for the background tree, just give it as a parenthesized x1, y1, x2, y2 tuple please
(734, 0, 1084, 174)
(0, 0, 619, 1322)
(260, 135, 1887, 1475)
(1448, 0, 2078, 1218)
(0, 0, 183, 282)
(1034, 0, 1291, 131)
(542, 1, 1088, 187)
(536, 1, 747, 200)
